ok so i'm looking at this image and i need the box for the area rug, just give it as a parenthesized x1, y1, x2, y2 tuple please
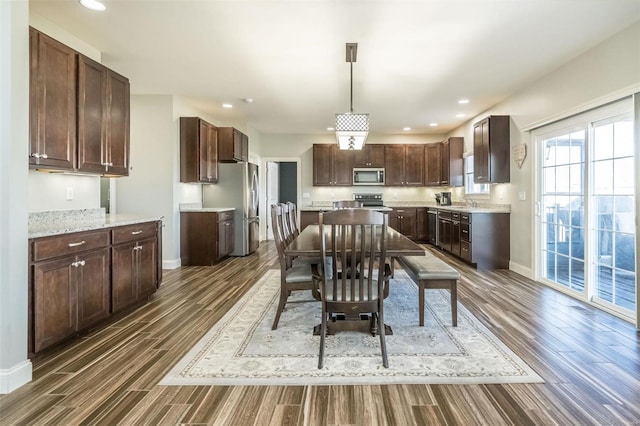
(160, 269, 543, 386)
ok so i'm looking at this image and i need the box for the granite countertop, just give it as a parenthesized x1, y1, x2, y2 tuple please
(29, 209, 163, 239)
(179, 203, 235, 213)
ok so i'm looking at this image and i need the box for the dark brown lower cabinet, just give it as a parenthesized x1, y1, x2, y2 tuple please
(29, 221, 161, 355)
(112, 237, 158, 313)
(180, 211, 235, 266)
(436, 209, 510, 269)
(416, 208, 428, 241)
(389, 208, 417, 239)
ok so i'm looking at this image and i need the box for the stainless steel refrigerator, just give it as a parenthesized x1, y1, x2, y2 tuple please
(202, 162, 259, 256)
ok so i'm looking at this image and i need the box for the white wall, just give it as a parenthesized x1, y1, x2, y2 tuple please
(116, 95, 176, 266)
(28, 172, 100, 212)
(447, 21, 640, 276)
(0, 0, 31, 394)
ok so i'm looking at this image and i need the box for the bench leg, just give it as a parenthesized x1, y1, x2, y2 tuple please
(451, 279, 457, 327)
(418, 282, 425, 326)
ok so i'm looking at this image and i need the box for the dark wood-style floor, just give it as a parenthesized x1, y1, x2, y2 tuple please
(1, 242, 639, 425)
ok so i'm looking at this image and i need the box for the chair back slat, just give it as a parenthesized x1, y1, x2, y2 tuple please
(332, 200, 363, 209)
(286, 201, 299, 237)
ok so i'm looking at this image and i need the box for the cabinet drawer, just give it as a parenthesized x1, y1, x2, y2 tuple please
(460, 223, 471, 242)
(217, 211, 234, 222)
(32, 230, 110, 262)
(112, 222, 157, 244)
(461, 213, 470, 223)
(452, 212, 461, 220)
(461, 241, 472, 262)
(438, 210, 452, 219)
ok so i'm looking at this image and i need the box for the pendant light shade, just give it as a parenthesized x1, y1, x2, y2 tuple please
(335, 43, 368, 150)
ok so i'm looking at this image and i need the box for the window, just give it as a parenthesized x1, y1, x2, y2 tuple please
(464, 156, 489, 195)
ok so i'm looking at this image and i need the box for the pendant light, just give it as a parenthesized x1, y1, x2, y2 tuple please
(335, 43, 369, 150)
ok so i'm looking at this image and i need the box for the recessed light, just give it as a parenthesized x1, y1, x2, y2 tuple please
(456, 113, 466, 118)
(79, 0, 106, 11)
(326, 127, 335, 131)
(403, 127, 411, 131)
(243, 98, 254, 103)
(458, 99, 470, 104)
(429, 122, 438, 127)
(222, 103, 233, 108)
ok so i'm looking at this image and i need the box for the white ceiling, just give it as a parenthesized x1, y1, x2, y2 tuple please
(30, 0, 640, 136)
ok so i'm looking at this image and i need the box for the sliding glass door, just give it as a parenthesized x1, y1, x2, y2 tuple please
(536, 99, 636, 320)
(591, 116, 635, 312)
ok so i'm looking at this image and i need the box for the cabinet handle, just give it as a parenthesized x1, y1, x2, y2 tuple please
(131, 230, 143, 235)
(71, 260, 86, 267)
(41, 153, 48, 159)
(68, 240, 86, 247)
(442, 180, 448, 184)
(31, 153, 40, 158)
(133, 246, 143, 251)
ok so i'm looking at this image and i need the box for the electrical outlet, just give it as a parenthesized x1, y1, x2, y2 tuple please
(302, 192, 310, 198)
(66, 187, 74, 201)
(518, 191, 526, 201)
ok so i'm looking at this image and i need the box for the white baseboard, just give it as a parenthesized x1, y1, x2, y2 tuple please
(509, 261, 533, 279)
(0, 360, 32, 394)
(162, 258, 181, 270)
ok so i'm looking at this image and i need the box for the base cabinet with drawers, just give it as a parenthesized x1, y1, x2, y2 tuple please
(434, 209, 510, 269)
(29, 221, 162, 355)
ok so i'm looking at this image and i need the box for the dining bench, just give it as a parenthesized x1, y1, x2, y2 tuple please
(398, 253, 460, 327)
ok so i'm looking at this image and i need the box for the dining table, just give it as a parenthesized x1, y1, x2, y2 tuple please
(284, 224, 426, 258)
(284, 224, 426, 336)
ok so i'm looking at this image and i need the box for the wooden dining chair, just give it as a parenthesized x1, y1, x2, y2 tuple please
(270, 204, 319, 330)
(279, 202, 295, 245)
(332, 200, 363, 209)
(314, 208, 391, 368)
(286, 201, 300, 238)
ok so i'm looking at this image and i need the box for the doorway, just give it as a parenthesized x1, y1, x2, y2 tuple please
(263, 158, 301, 240)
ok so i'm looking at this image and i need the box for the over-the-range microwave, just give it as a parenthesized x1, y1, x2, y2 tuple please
(353, 168, 385, 185)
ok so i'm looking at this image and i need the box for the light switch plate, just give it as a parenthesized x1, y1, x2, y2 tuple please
(66, 187, 74, 201)
(302, 192, 310, 198)
(518, 191, 526, 201)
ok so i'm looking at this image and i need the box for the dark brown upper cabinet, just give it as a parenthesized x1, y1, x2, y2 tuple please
(385, 145, 424, 186)
(218, 127, 248, 162)
(473, 115, 510, 183)
(77, 55, 130, 176)
(313, 144, 353, 186)
(29, 27, 130, 176)
(425, 137, 464, 187)
(180, 117, 218, 183)
(354, 144, 385, 167)
(29, 28, 77, 170)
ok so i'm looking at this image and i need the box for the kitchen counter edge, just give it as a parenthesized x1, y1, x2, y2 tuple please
(29, 214, 164, 239)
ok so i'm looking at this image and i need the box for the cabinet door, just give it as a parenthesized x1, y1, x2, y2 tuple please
(438, 218, 452, 252)
(241, 132, 249, 162)
(451, 220, 461, 256)
(30, 29, 77, 170)
(137, 239, 159, 299)
(333, 148, 353, 185)
(33, 256, 78, 352)
(105, 70, 130, 176)
(425, 143, 442, 186)
(112, 243, 137, 313)
(416, 208, 428, 241)
(180, 212, 217, 266)
(354, 145, 384, 167)
(474, 119, 489, 183)
(404, 145, 424, 186)
(313, 144, 333, 186)
(233, 129, 243, 162)
(77, 55, 108, 174)
(399, 209, 417, 239)
(206, 123, 218, 183)
(77, 248, 111, 329)
(384, 145, 405, 186)
(388, 211, 400, 231)
(427, 210, 437, 245)
(440, 140, 450, 186)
